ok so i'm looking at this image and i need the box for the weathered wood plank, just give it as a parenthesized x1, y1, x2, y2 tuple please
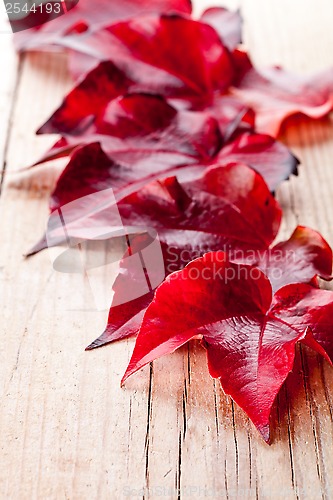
(0, 1, 333, 498)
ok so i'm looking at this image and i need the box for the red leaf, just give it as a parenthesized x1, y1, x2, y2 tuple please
(90, 223, 332, 350)
(232, 50, 333, 136)
(39, 101, 223, 212)
(28, 160, 279, 347)
(37, 62, 136, 136)
(62, 14, 235, 98)
(36, 93, 222, 165)
(122, 252, 331, 442)
(14, 0, 192, 51)
(83, 163, 281, 349)
(200, 7, 242, 50)
(36, 91, 297, 192)
(36, 60, 249, 143)
(234, 225, 332, 291)
(29, 160, 281, 255)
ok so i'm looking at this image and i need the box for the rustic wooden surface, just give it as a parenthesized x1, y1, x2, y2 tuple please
(0, 0, 333, 498)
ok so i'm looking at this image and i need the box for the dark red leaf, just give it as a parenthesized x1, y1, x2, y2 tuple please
(36, 131, 297, 193)
(200, 7, 242, 50)
(37, 101, 223, 213)
(122, 252, 331, 442)
(9, 1, 79, 34)
(14, 0, 192, 51)
(231, 50, 333, 136)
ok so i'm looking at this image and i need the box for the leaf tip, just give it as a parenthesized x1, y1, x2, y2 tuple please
(85, 336, 110, 351)
(258, 424, 271, 444)
(120, 372, 130, 388)
(25, 234, 49, 257)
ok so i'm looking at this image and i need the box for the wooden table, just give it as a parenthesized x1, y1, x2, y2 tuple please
(0, 0, 333, 498)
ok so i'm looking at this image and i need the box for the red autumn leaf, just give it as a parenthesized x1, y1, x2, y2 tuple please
(61, 14, 235, 97)
(121, 252, 331, 442)
(200, 7, 242, 50)
(34, 79, 254, 168)
(28, 160, 280, 347)
(83, 162, 281, 349)
(14, 0, 192, 51)
(36, 100, 223, 213)
(39, 132, 296, 193)
(35, 55, 251, 143)
(231, 50, 333, 136)
(29, 159, 281, 256)
(37, 62, 136, 136)
(36, 86, 246, 147)
(36, 93, 222, 165)
(44, 140, 212, 216)
(239, 226, 332, 292)
(35, 91, 297, 192)
(87, 223, 332, 350)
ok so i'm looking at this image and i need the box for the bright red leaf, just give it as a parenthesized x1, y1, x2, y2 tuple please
(122, 252, 331, 442)
(231, 50, 333, 136)
(28, 161, 280, 349)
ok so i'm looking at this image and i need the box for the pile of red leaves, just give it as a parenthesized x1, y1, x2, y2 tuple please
(17, 1, 333, 443)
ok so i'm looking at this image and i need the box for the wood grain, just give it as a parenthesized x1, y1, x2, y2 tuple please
(0, 1, 333, 498)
